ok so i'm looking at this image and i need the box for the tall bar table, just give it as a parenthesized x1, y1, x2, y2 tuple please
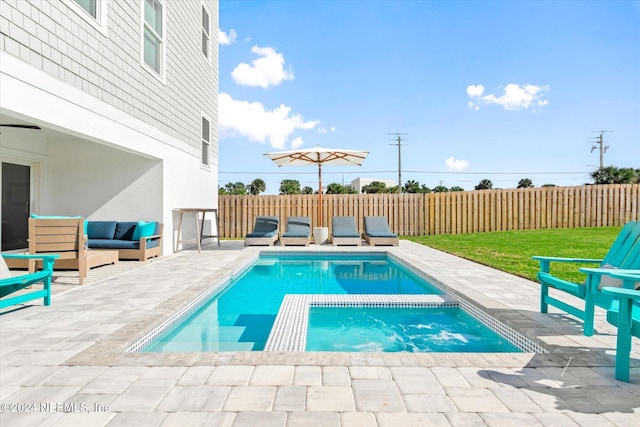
(174, 208, 220, 253)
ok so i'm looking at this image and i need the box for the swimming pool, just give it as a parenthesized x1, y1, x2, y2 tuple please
(136, 252, 543, 353)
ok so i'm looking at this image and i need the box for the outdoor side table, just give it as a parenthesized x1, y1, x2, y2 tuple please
(174, 208, 220, 253)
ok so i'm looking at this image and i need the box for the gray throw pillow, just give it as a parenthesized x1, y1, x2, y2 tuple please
(596, 264, 640, 290)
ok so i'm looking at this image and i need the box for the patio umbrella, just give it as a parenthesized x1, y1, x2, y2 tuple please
(263, 145, 369, 227)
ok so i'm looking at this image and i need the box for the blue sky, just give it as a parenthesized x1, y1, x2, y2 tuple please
(217, 0, 640, 194)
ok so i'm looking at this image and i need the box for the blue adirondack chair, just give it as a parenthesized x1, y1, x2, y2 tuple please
(602, 272, 640, 382)
(0, 254, 59, 309)
(533, 221, 640, 336)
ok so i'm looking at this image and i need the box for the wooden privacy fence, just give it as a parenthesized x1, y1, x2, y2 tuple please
(219, 184, 640, 238)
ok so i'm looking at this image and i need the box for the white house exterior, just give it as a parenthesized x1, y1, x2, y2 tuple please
(348, 178, 398, 194)
(0, 0, 219, 254)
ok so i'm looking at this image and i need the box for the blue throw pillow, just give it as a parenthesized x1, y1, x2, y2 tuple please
(30, 214, 87, 235)
(132, 221, 156, 241)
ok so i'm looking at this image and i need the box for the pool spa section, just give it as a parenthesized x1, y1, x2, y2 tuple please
(129, 252, 546, 354)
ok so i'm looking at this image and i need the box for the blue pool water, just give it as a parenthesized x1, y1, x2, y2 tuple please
(306, 307, 520, 352)
(142, 253, 520, 352)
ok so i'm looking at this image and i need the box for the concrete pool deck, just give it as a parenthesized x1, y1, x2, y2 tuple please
(1, 240, 639, 426)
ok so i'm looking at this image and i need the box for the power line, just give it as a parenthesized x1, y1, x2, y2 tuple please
(220, 170, 590, 175)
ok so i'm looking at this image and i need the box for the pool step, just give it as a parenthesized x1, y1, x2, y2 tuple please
(217, 326, 256, 351)
(217, 341, 256, 351)
(218, 326, 246, 342)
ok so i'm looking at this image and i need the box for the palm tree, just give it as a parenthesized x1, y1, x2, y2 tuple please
(474, 179, 493, 190)
(517, 178, 534, 188)
(403, 180, 421, 193)
(279, 179, 302, 195)
(361, 181, 388, 194)
(224, 182, 247, 195)
(248, 178, 266, 195)
(591, 166, 639, 184)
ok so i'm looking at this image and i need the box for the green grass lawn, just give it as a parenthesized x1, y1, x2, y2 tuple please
(404, 226, 622, 284)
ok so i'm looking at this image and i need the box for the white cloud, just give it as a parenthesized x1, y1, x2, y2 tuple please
(467, 83, 549, 111)
(219, 28, 237, 45)
(231, 45, 294, 88)
(290, 137, 304, 149)
(445, 156, 470, 171)
(466, 85, 485, 97)
(218, 92, 319, 149)
(318, 126, 336, 134)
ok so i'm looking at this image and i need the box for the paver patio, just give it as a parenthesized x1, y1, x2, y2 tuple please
(1, 240, 639, 426)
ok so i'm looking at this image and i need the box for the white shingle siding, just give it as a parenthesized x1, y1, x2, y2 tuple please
(0, 0, 218, 154)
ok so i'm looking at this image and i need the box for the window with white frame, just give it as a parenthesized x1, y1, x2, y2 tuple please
(201, 116, 210, 166)
(65, 0, 108, 34)
(142, 0, 164, 76)
(202, 4, 211, 61)
(75, 0, 97, 18)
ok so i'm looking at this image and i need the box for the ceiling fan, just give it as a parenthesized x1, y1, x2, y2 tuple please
(0, 124, 41, 130)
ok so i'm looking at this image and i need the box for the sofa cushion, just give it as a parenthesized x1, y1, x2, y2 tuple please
(87, 221, 117, 239)
(114, 222, 138, 240)
(88, 239, 160, 250)
(133, 221, 156, 241)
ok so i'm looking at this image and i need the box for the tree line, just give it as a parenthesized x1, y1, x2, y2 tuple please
(219, 166, 640, 195)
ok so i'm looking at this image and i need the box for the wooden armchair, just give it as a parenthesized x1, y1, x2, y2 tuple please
(28, 218, 118, 285)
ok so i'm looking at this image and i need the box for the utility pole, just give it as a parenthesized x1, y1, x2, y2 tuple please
(389, 133, 407, 193)
(590, 131, 611, 169)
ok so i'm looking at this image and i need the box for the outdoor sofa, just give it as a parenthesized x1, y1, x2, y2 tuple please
(86, 221, 163, 261)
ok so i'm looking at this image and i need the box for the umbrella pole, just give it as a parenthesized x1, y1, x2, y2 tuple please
(318, 159, 323, 227)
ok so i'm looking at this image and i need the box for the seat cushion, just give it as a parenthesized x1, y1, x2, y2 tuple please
(332, 218, 360, 237)
(248, 216, 279, 237)
(365, 231, 397, 237)
(87, 221, 117, 239)
(364, 216, 397, 237)
(333, 228, 361, 237)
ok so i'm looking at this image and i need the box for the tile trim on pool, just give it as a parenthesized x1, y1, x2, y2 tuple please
(264, 293, 547, 353)
(126, 253, 262, 352)
(265, 294, 458, 351)
(126, 274, 232, 352)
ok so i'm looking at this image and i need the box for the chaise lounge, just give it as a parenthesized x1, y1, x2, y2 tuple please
(363, 216, 399, 246)
(331, 216, 362, 246)
(245, 216, 279, 246)
(281, 216, 311, 246)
